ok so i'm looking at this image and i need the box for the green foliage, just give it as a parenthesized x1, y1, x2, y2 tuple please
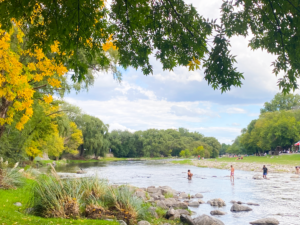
(30, 169, 150, 224)
(221, 0, 300, 93)
(232, 93, 300, 154)
(163, 192, 174, 199)
(0, 180, 118, 225)
(110, 128, 221, 158)
(261, 93, 300, 113)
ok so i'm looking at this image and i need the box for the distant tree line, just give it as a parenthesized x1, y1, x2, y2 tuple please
(226, 93, 300, 155)
(109, 128, 221, 158)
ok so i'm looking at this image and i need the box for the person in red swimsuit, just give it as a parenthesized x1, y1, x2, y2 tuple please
(230, 165, 234, 182)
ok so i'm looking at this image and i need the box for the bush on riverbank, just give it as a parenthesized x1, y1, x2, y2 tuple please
(0, 158, 24, 189)
(29, 166, 150, 224)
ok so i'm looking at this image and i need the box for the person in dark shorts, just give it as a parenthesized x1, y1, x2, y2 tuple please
(188, 170, 193, 180)
(262, 165, 268, 179)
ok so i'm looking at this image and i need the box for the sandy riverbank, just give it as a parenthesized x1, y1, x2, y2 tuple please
(188, 159, 297, 173)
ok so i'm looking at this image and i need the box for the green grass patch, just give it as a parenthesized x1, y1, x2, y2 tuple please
(0, 180, 118, 225)
(209, 154, 300, 166)
(170, 159, 193, 165)
(163, 192, 174, 199)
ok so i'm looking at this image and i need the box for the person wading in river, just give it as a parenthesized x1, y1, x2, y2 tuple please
(230, 165, 234, 182)
(262, 165, 268, 179)
(188, 170, 193, 180)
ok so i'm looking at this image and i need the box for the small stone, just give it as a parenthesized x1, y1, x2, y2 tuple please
(195, 193, 203, 198)
(247, 202, 260, 206)
(198, 199, 205, 204)
(179, 192, 188, 198)
(210, 210, 226, 215)
(118, 220, 127, 225)
(14, 202, 22, 207)
(231, 203, 252, 212)
(249, 218, 279, 225)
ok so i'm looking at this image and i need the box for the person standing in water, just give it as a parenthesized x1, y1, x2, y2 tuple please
(230, 165, 234, 182)
(262, 165, 268, 179)
(188, 170, 193, 180)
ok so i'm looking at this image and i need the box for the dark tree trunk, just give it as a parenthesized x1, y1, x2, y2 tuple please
(0, 97, 12, 139)
(80, 144, 84, 156)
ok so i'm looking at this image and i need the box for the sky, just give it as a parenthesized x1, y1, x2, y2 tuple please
(64, 0, 289, 144)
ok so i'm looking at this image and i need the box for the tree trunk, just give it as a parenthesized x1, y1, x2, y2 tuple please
(0, 97, 12, 139)
(80, 144, 84, 156)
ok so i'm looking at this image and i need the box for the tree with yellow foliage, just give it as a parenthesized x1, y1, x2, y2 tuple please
(0, 25, 67, 138)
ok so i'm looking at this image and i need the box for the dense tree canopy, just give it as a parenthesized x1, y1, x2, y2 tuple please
(4, 0, 299, 92)
(109, 128, 221, 158)
(228, 93, 300, 155)
(261, 93, 300, 113)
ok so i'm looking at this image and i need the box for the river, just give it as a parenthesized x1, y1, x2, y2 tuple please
(52, 160, 300, 224)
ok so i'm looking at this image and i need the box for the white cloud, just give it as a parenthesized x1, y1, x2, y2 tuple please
(223, 107, 247, 114)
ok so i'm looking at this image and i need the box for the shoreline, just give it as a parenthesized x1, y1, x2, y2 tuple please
(172, 159, 298, 174)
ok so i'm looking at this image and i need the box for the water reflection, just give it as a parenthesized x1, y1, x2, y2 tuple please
(52, 160, 300, 225)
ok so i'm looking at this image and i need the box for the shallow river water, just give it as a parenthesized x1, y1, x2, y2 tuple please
(53, 160, 300, 225)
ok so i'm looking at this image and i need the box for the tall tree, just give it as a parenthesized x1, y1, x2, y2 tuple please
(261, 93, 300, 113)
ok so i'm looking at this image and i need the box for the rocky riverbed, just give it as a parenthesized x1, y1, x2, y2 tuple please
(132, 185, 280, 225)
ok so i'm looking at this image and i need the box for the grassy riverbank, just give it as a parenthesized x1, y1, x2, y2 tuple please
(0, 180, 118, 225)
(209, 154, 300, 165)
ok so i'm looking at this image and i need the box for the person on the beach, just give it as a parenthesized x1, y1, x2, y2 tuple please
(295, 166, 299, 174)
(230, 165, 234, 182)
(198, 155, 200, 160)
(262, 165, 268, 179)
(188, 170, 193, 180)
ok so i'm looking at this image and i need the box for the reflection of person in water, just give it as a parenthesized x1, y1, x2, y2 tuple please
(188, 170, 193, 180)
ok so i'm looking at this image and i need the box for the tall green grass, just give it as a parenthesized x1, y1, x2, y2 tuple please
(29, 166, 150, 224)
(0, 158, 24, 189)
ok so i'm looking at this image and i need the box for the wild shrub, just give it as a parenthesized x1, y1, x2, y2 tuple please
(29, 167, 149, 224)
(0, 157, 24, 189)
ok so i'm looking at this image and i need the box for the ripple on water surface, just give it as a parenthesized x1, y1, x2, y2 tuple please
(54, 160, 300, 225)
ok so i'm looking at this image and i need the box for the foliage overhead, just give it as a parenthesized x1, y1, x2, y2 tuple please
(221, 0, 300, 93)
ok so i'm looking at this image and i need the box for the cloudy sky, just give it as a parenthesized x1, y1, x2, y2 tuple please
(65, 0, 288, 144)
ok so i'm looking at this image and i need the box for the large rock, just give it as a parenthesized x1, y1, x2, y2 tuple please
(249, 218, 279, 225)
(231, 203, 252, 212)
(165, 207, 180, 220)
(180, 214, 195, 225)
(148, 207, 158, 218)
(177, 209, 190, 215)
(137, 221, 151, 225)
(188, 201, 200, 207)
(193, 214, 224, 225)
(177, 202, 188, 209)
(147, 187, 162, 195)
(207, 199, 226, 207)
(155, 200, 168, 209)
(135, 190, 147, 200)
(195, 193, 204, 198)
(210, 210, 226, 215)
(164, 198, 177, 207)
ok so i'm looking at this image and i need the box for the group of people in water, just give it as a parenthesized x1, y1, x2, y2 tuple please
(187, 165, 269, 181)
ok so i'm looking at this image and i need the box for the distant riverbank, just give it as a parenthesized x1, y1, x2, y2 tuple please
(171, 154, 300, 173)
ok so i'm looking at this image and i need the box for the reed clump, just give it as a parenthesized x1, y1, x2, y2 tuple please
(29, 166, 149, 224)
(0, 157, 24, 189)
